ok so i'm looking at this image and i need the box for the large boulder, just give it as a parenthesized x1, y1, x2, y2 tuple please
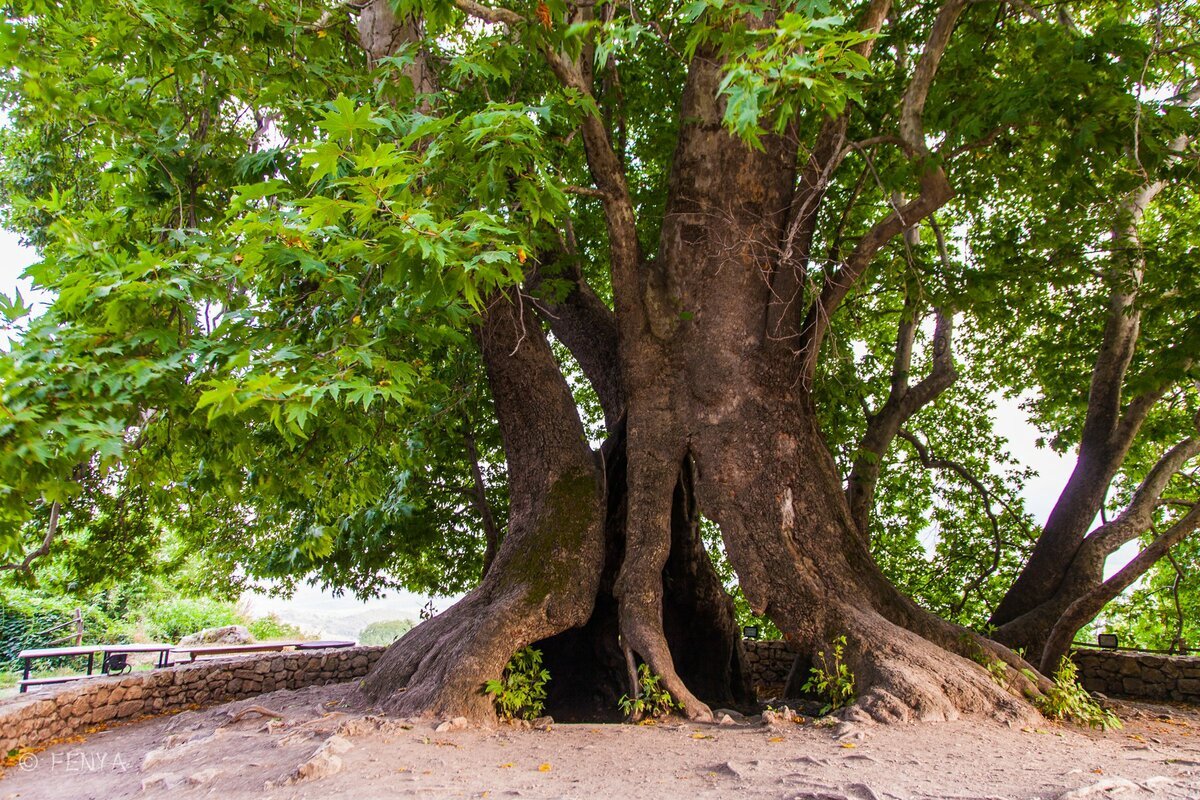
(178, 625, 253, 647)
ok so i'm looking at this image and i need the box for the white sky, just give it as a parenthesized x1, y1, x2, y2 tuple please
(0, 233, 1135, 636)
(0, 228, 41, 302)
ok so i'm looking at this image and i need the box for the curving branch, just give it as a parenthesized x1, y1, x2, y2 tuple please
(1040, 501, 1200, 672)
(450, 0, 642, 311)
(464, 431, 502, 579)
(992, 130, 1192, 628)
(798, 0, 969, 380)
(0, 501, 61, 575)
(526, 242, 625, 427)
(766, 0, 893, 343)
(846, 305, 958, 534)
(896, 428, 1030, 618)
(1083, 435, 1200, 557)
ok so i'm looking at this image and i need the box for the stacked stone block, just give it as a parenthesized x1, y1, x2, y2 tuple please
(0, 646, 384, 755)
(1073, 649, 1200, 703)
(743, 639, 795, 698)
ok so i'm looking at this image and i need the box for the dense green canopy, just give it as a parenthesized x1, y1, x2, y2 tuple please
(0, 0, 1196, 657)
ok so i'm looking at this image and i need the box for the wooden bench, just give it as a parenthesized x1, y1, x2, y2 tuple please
(170, 639, 354, 662)
(17, 643, 174, 693)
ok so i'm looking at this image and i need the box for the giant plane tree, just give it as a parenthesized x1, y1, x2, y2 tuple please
(0, 0, 1196, 723)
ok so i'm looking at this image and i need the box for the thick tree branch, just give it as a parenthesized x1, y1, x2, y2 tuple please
(992, 133, 1189, 627)
(449, 0, 642, 308)
(1040, 501, 1200, 672)
(766, 0, 893, 342)
(0, 501, 61, 575)
(1084, 435, 1200, 556)
(847, 307, 957, 534)
(797, 0, 968, 379)
(526, 245, 625, 426)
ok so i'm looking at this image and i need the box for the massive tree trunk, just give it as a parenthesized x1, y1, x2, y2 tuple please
(356, 293, 607, 719)
(602, 7, 1038, 723)
(356, 0, 1049, 725)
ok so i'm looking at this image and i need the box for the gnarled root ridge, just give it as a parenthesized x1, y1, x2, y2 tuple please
(841, 612, 1037, 725)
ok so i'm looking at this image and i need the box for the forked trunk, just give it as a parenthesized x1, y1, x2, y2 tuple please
(604, 38, 1040, 724)
(536, 425, 752, 720)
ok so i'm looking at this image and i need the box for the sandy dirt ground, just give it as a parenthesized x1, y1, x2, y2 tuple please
(1, 682, 1198, 800)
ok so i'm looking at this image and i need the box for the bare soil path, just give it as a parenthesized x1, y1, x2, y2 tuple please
(1, 683, 1197, 799)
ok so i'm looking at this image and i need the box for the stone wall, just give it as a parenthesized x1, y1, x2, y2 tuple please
(1073, 648, 1200, 703)
(0, 646, 384, 755)
(744, 642, 1200, 706)
(744, 639, 795, 698)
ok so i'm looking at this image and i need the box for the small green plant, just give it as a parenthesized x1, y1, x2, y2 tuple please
(961, 637, 1014, 690)
(484, 647, 550, 721)
(618, 663, 681, 719)
(802, 635, 856, 714)
(985, 657, 1011, 688)
(1034, 657, 1121, 731)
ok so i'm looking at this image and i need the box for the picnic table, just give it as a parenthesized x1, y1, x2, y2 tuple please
(170, 639, 355, 662)
(17, 643, 175, 693)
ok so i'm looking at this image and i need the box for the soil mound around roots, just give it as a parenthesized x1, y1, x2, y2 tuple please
(2, 683, 1198, 799)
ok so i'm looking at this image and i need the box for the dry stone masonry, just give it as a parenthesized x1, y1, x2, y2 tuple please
(743, 639, 795, 698)
(0, 646, 383, 755)
(1073, 649, 1200, 703)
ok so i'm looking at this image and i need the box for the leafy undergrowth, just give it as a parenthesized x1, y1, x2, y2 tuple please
(1029, 658, 1122, 731)
(485, 647, 550, 721)
(618, 664, 681, 720)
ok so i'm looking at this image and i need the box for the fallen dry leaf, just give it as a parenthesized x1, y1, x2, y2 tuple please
(538, 762, 552, 772)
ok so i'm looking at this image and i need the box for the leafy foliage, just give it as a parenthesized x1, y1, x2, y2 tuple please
(1032, 658, 1121, 731)
(484, 646, 551, 721)
(0, 0, 1196, 657)
(803, 635, 856, 714)
(618, 663, 681, 719)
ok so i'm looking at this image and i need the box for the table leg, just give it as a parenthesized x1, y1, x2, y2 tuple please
(89, 652, 96, 675)
(20, 659, 30, 693)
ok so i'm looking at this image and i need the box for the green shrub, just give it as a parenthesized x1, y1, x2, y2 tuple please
(618, 663, 681, 719)
(484, 647, 550, 721)
(803, 635, 856, 714)
(248, 613, 310, 642)
(1034, 657, 1121, 731)
(135, 596, 241, 643)
(358, 618, 415, 646)
(0, 587, 113, 671)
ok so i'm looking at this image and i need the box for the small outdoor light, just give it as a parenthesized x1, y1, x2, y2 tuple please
(1097, 633, 1119, 649)
(743, 625, 760, 640)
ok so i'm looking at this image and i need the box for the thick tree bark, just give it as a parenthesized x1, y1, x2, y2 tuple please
(600, 0, 1041, 724)
(355, 294, 606, 719)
